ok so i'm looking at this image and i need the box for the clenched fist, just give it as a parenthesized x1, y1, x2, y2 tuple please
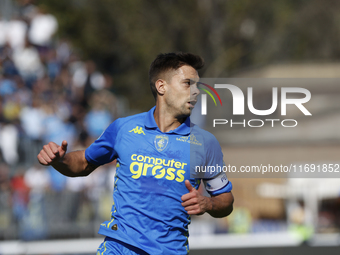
(37, 140, 68, 166)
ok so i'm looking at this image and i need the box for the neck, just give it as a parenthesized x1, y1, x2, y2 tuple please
(153, 102, 186, 133)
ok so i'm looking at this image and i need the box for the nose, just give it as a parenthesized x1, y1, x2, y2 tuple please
(191, 83, 200, 97)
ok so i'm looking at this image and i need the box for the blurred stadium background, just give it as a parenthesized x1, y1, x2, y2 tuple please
(0, 0, 340, 254)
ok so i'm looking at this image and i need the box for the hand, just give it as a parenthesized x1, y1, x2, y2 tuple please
(181, 180, 210, 215)
(37, 140, 68, 166)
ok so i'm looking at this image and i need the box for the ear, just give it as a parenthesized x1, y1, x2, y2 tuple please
(155, 79, 167, 96)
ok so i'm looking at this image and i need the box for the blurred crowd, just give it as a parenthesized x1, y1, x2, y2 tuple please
(0, 1, 126, 240)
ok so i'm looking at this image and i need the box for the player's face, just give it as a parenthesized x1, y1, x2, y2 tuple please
(164, 65, 200, 118)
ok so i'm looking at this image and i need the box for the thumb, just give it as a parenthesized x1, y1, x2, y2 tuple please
(60, 140, 68, 153)
(185, 180, 195, 192)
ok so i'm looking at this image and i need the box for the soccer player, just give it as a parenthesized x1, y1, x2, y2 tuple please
(37, 52, 234, 254)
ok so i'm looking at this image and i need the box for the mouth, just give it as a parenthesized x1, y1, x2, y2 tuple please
(188, 100, 197, 108)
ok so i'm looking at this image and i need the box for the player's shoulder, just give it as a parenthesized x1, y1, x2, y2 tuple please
(108, 111, 148, 131)
(190, 123, 220, 146)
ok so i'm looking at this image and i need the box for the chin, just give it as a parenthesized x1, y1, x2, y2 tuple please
(184, 109, 192, 117)
(176, 110, 191, 119)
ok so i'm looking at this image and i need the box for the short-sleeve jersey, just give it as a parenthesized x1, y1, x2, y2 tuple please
(85, 106, 232, 254)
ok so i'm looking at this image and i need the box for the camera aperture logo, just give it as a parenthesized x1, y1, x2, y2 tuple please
(198, 82, 223, 111)
(199, 83, 312, 128)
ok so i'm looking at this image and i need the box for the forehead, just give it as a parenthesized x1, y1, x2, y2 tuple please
(171, 65, 199, 81)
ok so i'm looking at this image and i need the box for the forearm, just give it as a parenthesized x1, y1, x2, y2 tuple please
(51, 150, 97, 177)
(205, 192, 234, 218)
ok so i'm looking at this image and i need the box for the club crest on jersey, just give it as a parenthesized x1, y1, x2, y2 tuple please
(154, 135, 169, 152)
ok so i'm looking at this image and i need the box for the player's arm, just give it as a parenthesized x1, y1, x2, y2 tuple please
(181, 180, 234, 218)
(37, 140, 98, 177)
(205, 190, 234, 218)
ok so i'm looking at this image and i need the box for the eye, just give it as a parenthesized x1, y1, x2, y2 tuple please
(187, 79, 196, 85)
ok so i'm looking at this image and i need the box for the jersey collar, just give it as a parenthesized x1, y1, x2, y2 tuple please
(145, 106, 191, 135)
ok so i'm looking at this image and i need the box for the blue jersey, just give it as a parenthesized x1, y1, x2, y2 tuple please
(85, 106, 232, 254)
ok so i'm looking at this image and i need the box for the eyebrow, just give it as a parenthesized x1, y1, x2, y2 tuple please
(182, 78, 199, 84)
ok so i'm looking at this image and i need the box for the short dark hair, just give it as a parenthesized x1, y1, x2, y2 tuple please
(149, 52, 204, 100)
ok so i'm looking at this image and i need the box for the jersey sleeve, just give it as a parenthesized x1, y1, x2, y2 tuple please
(85, 119, 121, 166)
(205, 134, 224, 171)
(203, 134, 232, 196)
